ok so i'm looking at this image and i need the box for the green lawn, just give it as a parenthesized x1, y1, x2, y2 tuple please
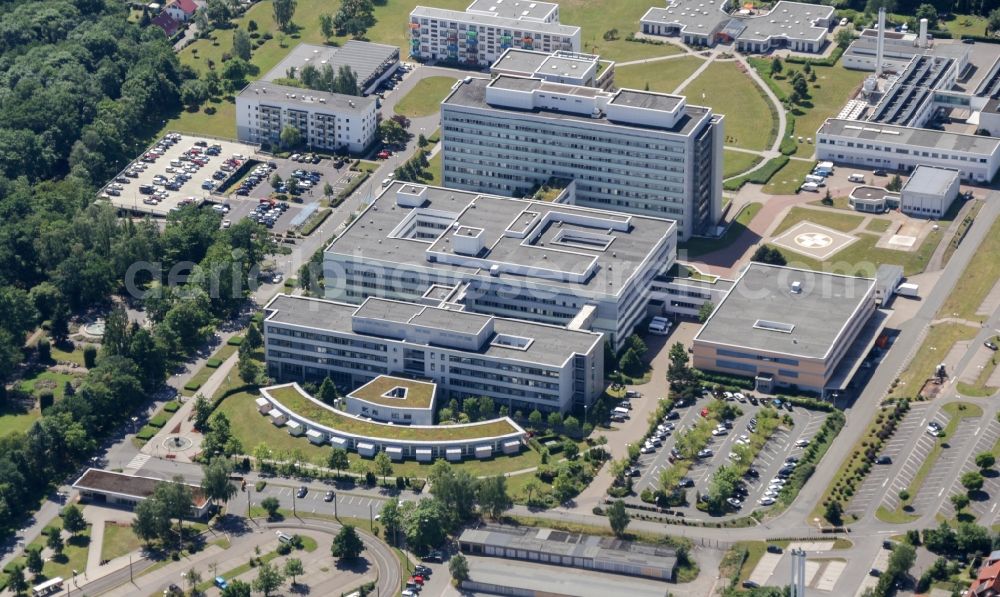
(890, 323, 980, 399)
(678, 201, 762, 258)
(561, 0, 683, 61)
(772, 206, 864, 236)
(750, 58, 866, 155)
(424, 150, 443, 186)
(394, 76, 459, 118)
(769, 225, 945, 277)
(723, 151, 764, 179)
(50, 344, 87, 367)
(938, 211, 1000, 321)
(216, 391, 541, 478)
(0, 409, 40, 439)
(942, 14, 990, 38)
(613, 56, 705, 96)
(866, 218, 892, 233)
(4, 518, 91, 585)
(159, 97, 237, 140)
(100, 523, 143, 562)
(957, 336, 1000, 397)
(762, 159, 817, 195)
(681, 62, 775, 151)
(20, 370, 81, 401)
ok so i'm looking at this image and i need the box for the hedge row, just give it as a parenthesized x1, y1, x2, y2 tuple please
(781, 113, 798, 156)
(148, 413, 170, 428)
(227, 336, 244, 346)
(334, 172, 370, 205)
(136, 425, 157, 441)
(183, 381, 202, 392)
(163, 401, 181, 413)
(299, 208, 331, 237)
(785, 45, 845, 67)
(206, 358, 223, 369)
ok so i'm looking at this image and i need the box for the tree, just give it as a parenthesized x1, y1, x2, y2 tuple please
(975, 452, 995, 471)
(951, 493, 970, 513)
(697, 301, 715, 323)
(328, 447, 350, 478)
(46, 530, 63, 555)
(402, 498, 449, 552)
(283, 557, 304, 586)
(37, 337, 50, 362)
(528, 409, 543, 429)
(252, 561, 284, 596)
(380, 498, 403, 543)
(378, 119, 408, 146)
(607, 499, 630, 537)
(627, 334, 647, 356)
(771, 57, 783, 75)
(429, 461, 479, 524)
(222, 58, 251, 90)
(333, 0, 376, 38)
(280, 124, 303, 149)
(887, 174, 903, 192)
(233, 28, 252, 61)
(961, 470, 984, 493)
(477, 476, 512, 520)
(792, 76, 809, 99)
(887, 541, 916, 576)
(237, 349, 261, 385)
(373, 451, 394, 485)
(547, 411, 563, 430)
(273, 0, 297, 31)
(914, 4, 938, 29)
(562, 415, 581, 437)
(193, 394, 212, 431)
(270, 173, 283, 190)
(991, 8, 1000, 35)
(323, 182, 334, 200)
(331, 525, 364, 561)
(750, 245, 787, 266)
(318, 376, 338, 405)
(185, 568, 202, 593)
(221, 579, 253, 597)
(261, 496, 281, 519)
(83, 344, 98, 368)
(562, 438, 579, 460)
(320, 13, 335, 41)
(25, 548, 42, 576)
(523, 478, 541, 505)
(6, 565, 27, 595)
(619, 347, 643, 377)
(835, 27, 854, 49)
(449, 553, 470, 582)
(133, 497, 170, 545)
(62, 505, 86, 535)
(824, 500, 843, 525)
(201, 457, 237, 508)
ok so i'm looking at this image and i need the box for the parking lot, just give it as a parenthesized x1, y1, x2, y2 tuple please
(910, 416, 979, 515)
(102, 134, 261, 216)
(630, 393, 827, 517)
(942, 418, 1000, 521)
(878, 406, 947, 513)
(251, 481, 386, 519)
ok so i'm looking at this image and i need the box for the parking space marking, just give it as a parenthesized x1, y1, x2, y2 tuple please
(748, 553, 783, 587)
(815, 560, 846, 592)
(912, 418, 979, 514)
(803, 561, 820, 586)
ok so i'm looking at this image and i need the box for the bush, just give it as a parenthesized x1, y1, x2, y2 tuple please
(37, 338, 51, 361)
(410, 479, 426, 493)
(136, 426, 158, 441)
(227, 336, 244, 346)
(255, 480, 267, 491)
(148, 413, 170, 428)
(206, 358, 223, 369)
(785, 45, 845, 66)
(184, 381, 202, 392)
(163, 401, 181, 413)
(83, 344, 97, 368)
(38, 391, 54, 411)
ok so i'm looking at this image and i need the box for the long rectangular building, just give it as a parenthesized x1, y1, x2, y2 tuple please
(236, 81, 377, 153)
(410, 0, 580, 67)
(262, 294, 604, 413)
(322, 182, 677, 352)
(440, 76, 723, 240)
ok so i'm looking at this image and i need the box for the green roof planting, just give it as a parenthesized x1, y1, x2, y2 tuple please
(349, 375, 436, 410)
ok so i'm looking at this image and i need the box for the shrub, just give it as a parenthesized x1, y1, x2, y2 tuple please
(206, 358, 223, 369)
(148, 413, 170, 428)
(227, 336, 244, 346)
(83, 344, 98, 368)
(136, 426, 157, 441)
(163, 401, 181, 413)
(38, 391, 54, 411)
(184, 381, 202, 392)
(255, 480, 267, 491)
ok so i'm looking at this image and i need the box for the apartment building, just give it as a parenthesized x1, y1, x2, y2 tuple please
(440, 76, 724, 239)
(322, 181, 677, 352)
(262, 294, 605, 413)
(409, 0, 581, 67)
(235, 81, 377, 153)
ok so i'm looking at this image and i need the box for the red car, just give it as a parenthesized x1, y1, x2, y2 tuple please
(700, 408, 709, 417)
(408, 576, 424, 585)
(377, 150, 391, 159)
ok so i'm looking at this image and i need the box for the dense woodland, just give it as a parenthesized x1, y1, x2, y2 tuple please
(0, 0, 267, 534)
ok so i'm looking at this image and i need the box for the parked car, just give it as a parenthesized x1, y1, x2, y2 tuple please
(296, 486, 307, 498)
(767, 544, 783, 554)
(876, 455, 892, 465)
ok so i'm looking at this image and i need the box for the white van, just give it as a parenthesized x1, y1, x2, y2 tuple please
(800, 182, 820, 192)
(613, 407, 630, 417)
(848, 173, 866, 183)
(804, 174, 826, 185)
(647, 320, 669, 335)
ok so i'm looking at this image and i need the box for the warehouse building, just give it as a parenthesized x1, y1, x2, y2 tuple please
(693, 264, 878, 397)
(440, 76, 723, 240)
(263, 293, 605, 413)
(900, 165, 961, 218)
(263, 41, 400, 95)
(490, 48, 615, 89)
(235, 82, 377, 153)
(323, 182, 677, 352)
(409, 0, 580, 67)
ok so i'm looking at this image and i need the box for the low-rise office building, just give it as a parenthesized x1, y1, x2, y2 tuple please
(490, 48, 615, 89)
(73, 469, 212, 518)
(848, 185, 899, 213)
(344, 375, 437, 426)
(323, 182, 677, 352)
(236, 81, 377, 153)
(816, 118, 1000, 183)
(440, 76, 723, 239)
(900, 165, 960, 218)
(262, 41, 400, 95)
(410, 0, 581, 67)
(640, 0, 832, 53)
(263, 293, 605, 413)
(693, 263, 878, 397)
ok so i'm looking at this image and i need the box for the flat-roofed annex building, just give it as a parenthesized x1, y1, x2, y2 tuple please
(73, 469, 212, 518)
(262, 41, 400, 95)
(263, 293, 605, 413)
(490, 48, 615, 90)
(345, 375, 437, 425)
(693, 263, 877, 396)
(440, 76, 723, 240)
(322, 182, 677, 352)
(410, 0, 581, 67)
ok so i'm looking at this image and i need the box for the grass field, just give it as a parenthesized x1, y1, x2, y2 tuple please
(560, 0, 683, 61)
(0, 409, 40, 438)
(938, 211, 1000, 321)
(4, 518, 91, 585)
(19, 370, 81, 401)
(424, 150, 443, 186)
(613, 56, 705, 95)
(50, 345, 87, 367)
(957, 335, 1000, 397)
(394, 76, 458, 118)
(100, 523, 142, 562)
(942, 14, 989, 37)
(681, 62, 775, 151)
(772, 206, 864, 236)
(762, 158, 816, 195)
(678, 202, 762, 258)
(866, 218, 892, 233)
(750, 58, 865, 155)
(891, 323, 980, 399)
(159, 98, 237, 141)
(215, 391, 542, 478)
(724, 151, 763, 179)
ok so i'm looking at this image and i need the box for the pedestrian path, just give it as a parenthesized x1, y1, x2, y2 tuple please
(124, 454, 150, 472)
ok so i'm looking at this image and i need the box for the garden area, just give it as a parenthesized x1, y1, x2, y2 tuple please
(614, 56, 705, 96)
(723, 150, 763, 179)
(678, 202, 762, 258)
(680, 62, 775, 151)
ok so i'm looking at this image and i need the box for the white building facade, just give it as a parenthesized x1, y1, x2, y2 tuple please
(440, 76, 724, 240)
(236, 82, 377, 154)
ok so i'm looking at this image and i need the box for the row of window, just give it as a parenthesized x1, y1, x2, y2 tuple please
(716, 348, 800, 366)
(818, 138, 989, 164)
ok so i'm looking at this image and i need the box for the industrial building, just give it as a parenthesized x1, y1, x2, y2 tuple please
(322, 181, 677, 352)
(490, 48, 615, 89)
(440, 76, 724, 239)
(409, 0, 581, 67)
(640, 0, 833, 53)
(262, 41, 400, 95)
(693, 263, 879, 397)
(900, 165, 961, 218)
(235, 81, 378, 153)
(458, 525, 677, 581)
(262, 293, 606, 413)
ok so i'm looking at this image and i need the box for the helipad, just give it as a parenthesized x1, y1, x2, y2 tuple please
(771, 221, 858, 260)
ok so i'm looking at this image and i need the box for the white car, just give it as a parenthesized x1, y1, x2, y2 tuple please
(794, 438, 810, 448)
(713, 427, 727, 436)
(221, 219, 231, 229)
(640, 445, 654, 454)
(763, 490, 778, 499)
(759, 497, 776, 506)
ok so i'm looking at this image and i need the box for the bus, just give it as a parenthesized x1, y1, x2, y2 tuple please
(31, 577, 64, 596)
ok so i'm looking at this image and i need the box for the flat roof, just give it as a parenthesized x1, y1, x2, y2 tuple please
(465, 555, 672, 597)
(350, 375, 436, 409)
(263, 41, 398, 88)
(850, 186, 899, 200)
(819, 118, 1000, 156)
(239, 81, 375, 113)
(444, 75, 709, 135)
(642, 0, 831, 43)
(264, 294, 603, 367)
(902, 165, 960, 196)
(695, 263, 875, 359)
(492, 48, 552, 74)
(612, 88, 683, 111)
(325, 182, 676, 297)
(73, 469, 208, 507)
(466, 0, 557, 20)
(411, 5, 580, 36)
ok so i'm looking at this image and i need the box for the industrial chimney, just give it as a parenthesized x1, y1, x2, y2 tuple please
(875, 8, 886, 78)
(918, 17, 928, 48)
